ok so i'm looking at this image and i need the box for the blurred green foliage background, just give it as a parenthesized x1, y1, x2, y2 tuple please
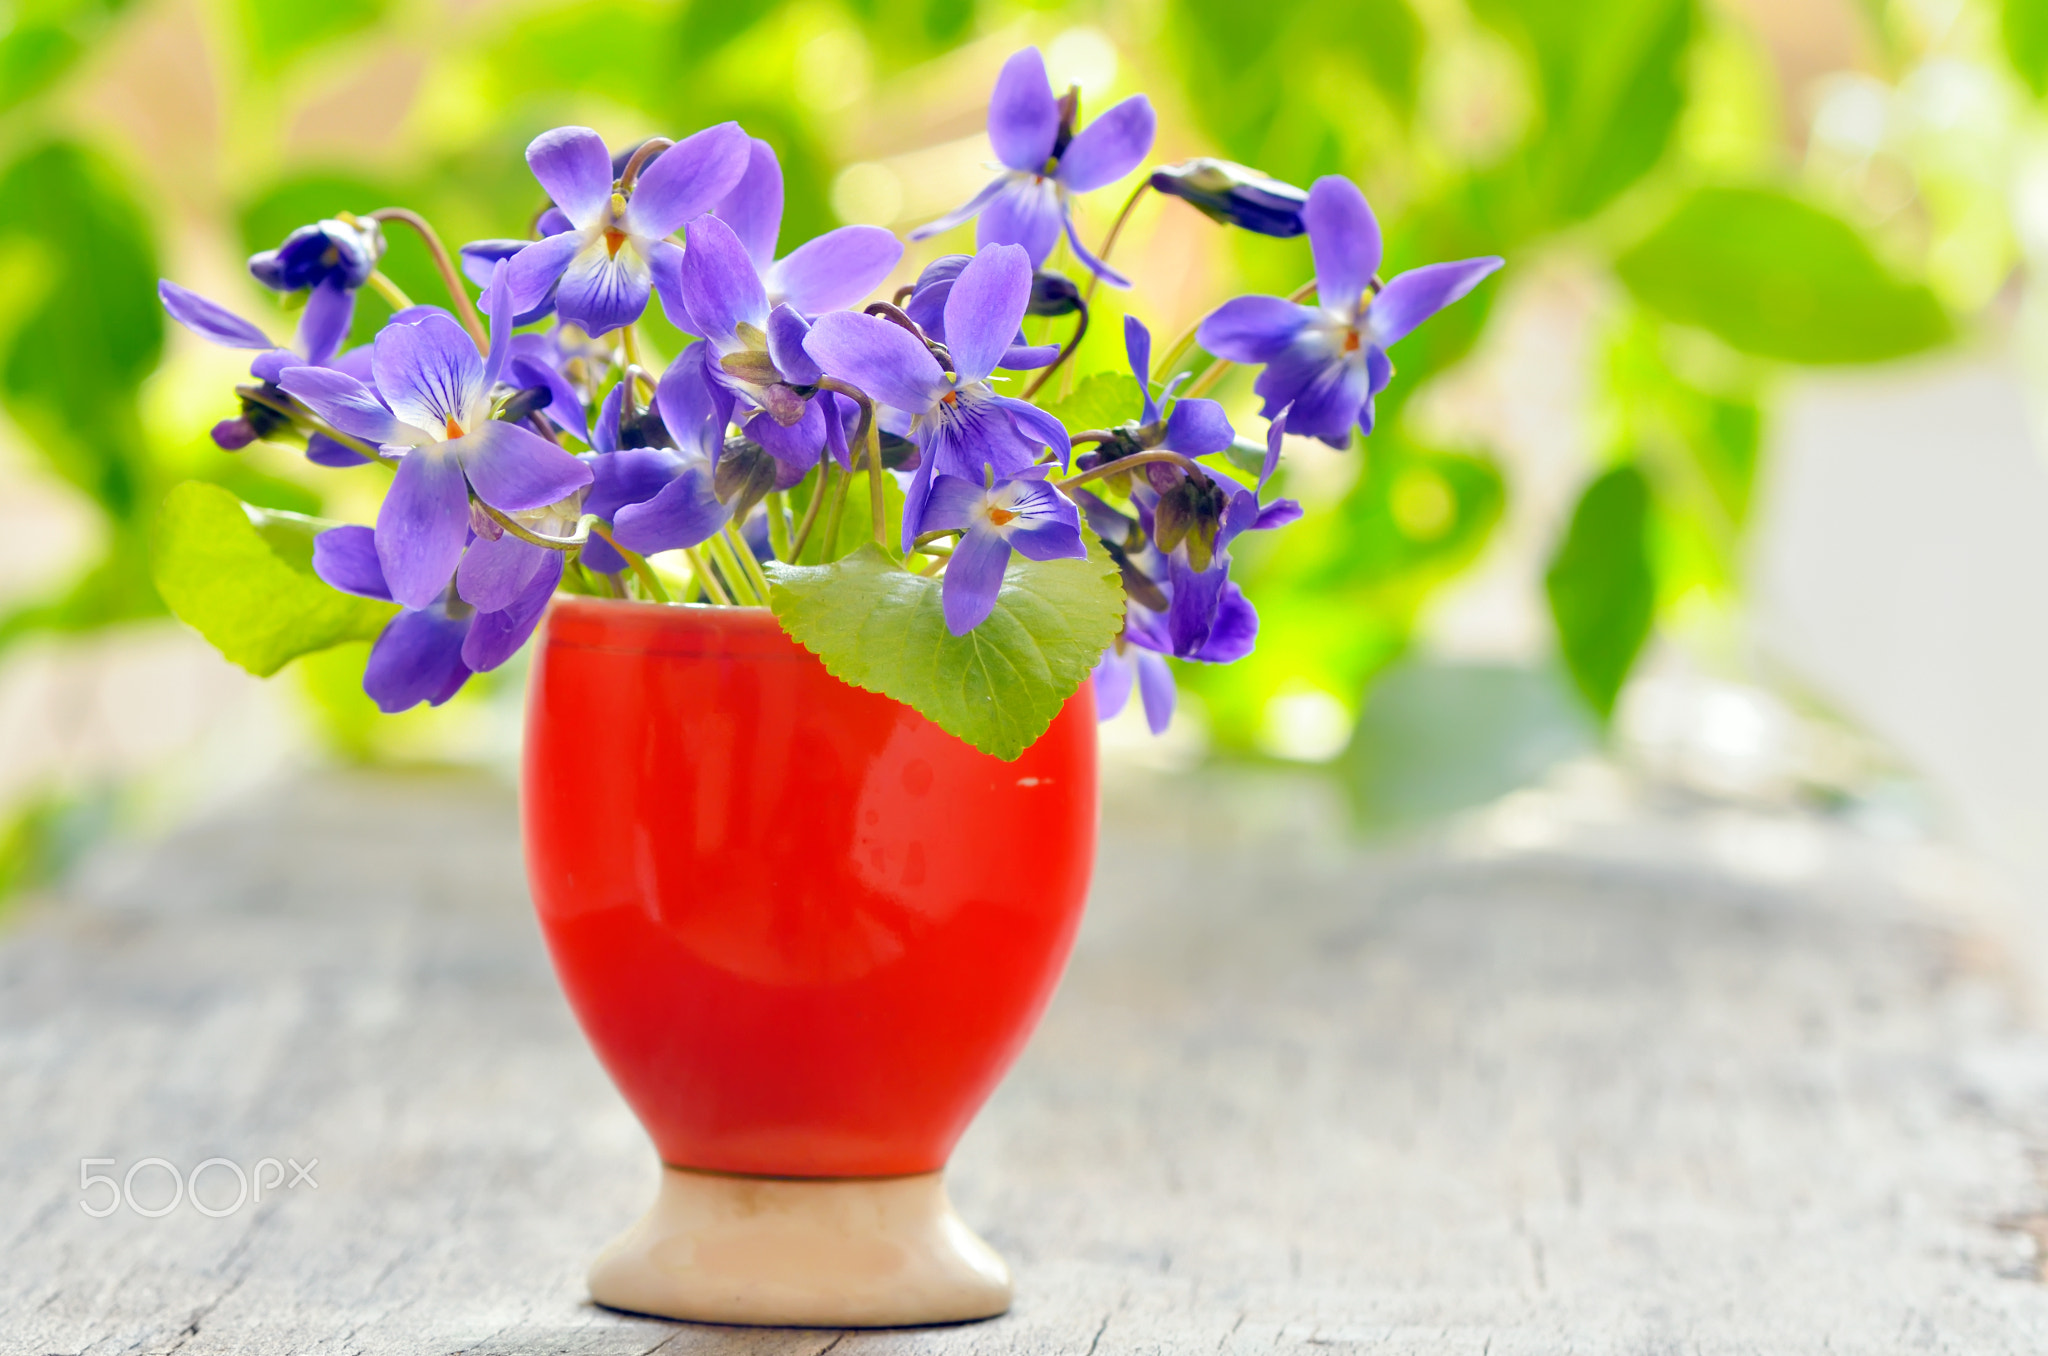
(0, 0, 2042, 885)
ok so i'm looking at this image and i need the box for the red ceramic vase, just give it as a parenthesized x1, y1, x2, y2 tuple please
(522, 597, 1097, 1326)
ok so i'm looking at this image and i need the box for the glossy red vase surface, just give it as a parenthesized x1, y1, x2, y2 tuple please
(522, 597, 1098, 1178)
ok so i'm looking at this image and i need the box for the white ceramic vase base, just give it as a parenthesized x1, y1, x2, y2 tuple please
(587, 1165, 1012, 1328)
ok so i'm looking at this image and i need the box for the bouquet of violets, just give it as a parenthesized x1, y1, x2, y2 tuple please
(154, 48, 1501, 760)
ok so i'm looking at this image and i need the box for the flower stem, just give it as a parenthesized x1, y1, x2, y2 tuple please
(725, 521, 776, 601)
(366, 271, 414, 312)
(1023, 294, 1089, 401)
(682, 544, 731, 605)
(1080, 181, 1149, 309)
(708, 527, 765, 606)
(475, 502, 598, 549)
(590, 522, 670, 602)
(816, 378, 887, 549)
(765, 489, 793, 562)
(622, 325, 645, 382)
(1054, 449, 1208, 492)
(1179, 355, 1233, 400)
(820, 460, 851, 558)
(789, 462, 833, 561)
(364, 208, 487, 353)
(617, 138, 675, 193)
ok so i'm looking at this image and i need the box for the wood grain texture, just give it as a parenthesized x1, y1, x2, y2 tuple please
(4, 767, 2048, 1353)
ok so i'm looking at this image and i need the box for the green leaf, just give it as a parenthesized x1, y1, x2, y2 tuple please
(1545, 465, 1655, 719)
(1616, 187, 1953, 364)
(1038, 371, 1135, 439)
(153, 482, 394, 678)
(765, 540, 1125, 760)
(2007, 0, 2048, 98)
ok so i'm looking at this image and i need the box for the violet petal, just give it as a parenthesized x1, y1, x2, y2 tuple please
(624, 121, 751, 240)
(1303, 175, 1383, 315)
(364, 605, 472, 712)
(942, 243, 1033, 384)
(525, 126, 612, 229)
(312, 525, 391, 600)
(941, 525, 1012, 635)
(766, 226, 903, 316)
(158, 280, 272, 349)
(988, 47, 1059, 172)
(1055, 94, 1155, 193)
(376, 450, 471, 608)
(454, 419, 594, 513)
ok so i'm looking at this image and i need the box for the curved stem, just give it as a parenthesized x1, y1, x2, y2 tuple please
(723, 521, 776, 602)
(820, 457, 852, 557)
(911, 528, 963, 553)
(365, 208, 487, 352)
(1080, 181, 1150, 309)
(617, 138, 674, 193)
(817, 378, 886, 549)
(366, 271, 414, 311)
(1022, 295, 1089, 401)
(892, 283, 916, 307)
(475, 502, 598, 549)
(1068, 429, 1119, 447)
(706, 529, 763, 606)
(1180, 355, 1233, 400)
(589, 522, 670, 602)
(765, 489, 793, 562)
(862, 301, 934, 348)
(1054, 449, 1208, 493)
(789, 462, 834, 561)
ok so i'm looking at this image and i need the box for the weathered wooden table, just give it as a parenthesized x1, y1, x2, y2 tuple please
(6, 766, 2048, 1353)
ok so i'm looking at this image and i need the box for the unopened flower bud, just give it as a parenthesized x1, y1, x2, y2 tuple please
(249, 217, 386, 292)
(1149, 158, 1308, 238)
(210, 418, 258, 451)
(1151, 473, 1230, 571)
(1028, 270, 1082, 318)
(495, 385, 555, 425)
(714, 437, 780, 520)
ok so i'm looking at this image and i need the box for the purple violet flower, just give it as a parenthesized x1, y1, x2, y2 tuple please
(278, 266, 593, 609)
(671, 212, 858, 483)
(1196, 176, 1503, 448)
(802, 243, 1070, 552)
(919, 471, 1088, 634)
(909, 47, 1155, 287)
(501, 123, 751, 337)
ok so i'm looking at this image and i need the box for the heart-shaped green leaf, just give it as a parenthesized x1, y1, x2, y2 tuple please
(153, 480, 394, 677)
(766, 539, 1125, 760)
